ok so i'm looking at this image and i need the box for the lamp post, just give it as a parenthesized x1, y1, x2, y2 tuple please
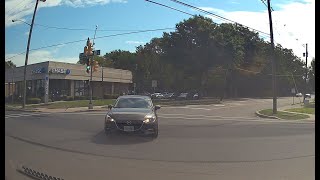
(12, 0, 46, 108)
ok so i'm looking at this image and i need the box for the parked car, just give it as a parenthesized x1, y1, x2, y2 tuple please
(127, 90, 135, 95)
(151, 93, 164, 99)
(104, 95, 160, 138)
(305, 94, 311, 98)
(176, 93, 188, 100)
(162, 92, 175, 99)
(193, 93, 199, 100)
(141, 92, 151, 97)
(296, 93, 303, 97)
(165, 93, 177, 99)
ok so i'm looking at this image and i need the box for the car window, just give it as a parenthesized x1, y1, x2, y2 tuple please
(114, 98, 152, 108)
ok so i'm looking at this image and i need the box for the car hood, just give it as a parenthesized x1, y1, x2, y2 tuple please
(108, 108, 153, 121)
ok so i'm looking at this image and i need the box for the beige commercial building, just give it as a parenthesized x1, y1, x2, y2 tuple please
(5, 61, 133, 102)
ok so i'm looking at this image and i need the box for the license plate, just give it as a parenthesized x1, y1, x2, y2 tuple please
(124, 126, 134, 132)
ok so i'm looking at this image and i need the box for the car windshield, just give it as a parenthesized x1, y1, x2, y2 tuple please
(114, 98, 152, 108)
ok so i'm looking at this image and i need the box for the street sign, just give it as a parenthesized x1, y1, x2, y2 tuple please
(291, 88, 296, 94)
(94, 50, 100, 55)
(152, 80, 157, 88)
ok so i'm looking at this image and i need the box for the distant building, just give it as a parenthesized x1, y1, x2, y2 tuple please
(5, 61, 132, 102)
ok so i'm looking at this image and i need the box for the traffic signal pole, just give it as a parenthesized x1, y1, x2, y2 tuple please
(88, 25, 98, 109)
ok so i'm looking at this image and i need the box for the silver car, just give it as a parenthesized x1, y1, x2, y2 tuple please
(104, 95, 160, 138)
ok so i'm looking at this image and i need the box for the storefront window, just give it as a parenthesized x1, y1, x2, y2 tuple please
(74, 80, 88, 97)
(36, 80, 45, 98)
(49, 79, 70, 97)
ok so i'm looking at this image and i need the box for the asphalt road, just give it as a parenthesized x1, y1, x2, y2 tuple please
(5, 97, 314, 180)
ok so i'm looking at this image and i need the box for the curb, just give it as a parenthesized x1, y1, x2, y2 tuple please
(256, 110, 313, 121)
(255, 110, 281, 120)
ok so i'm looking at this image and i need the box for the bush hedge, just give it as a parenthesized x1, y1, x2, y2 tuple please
(65, 96, 74, 101)
(74, 96, 87, 100)
(27, 98, 41, 104)
(103, 94, 119, 99)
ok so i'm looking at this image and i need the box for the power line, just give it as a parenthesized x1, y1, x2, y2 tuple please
(6, 0, 28, 16)
(13, 20, 174, 32)
(7, 0, 31, 18)
(259, 0, 274, 11)
(5, 27, 174, 61)
(145, 0, 194, 16)
(168, 0, 270, 36)
(35, 23, 174, 32)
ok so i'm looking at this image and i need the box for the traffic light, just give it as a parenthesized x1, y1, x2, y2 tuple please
(86, 65, 90, 73)
(92, 60, 99, 72)
(84, 38, 93, 73)
(86, 58, 91, 74)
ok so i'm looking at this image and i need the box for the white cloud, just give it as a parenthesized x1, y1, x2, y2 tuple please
(5, 49, 79, 67)
(125, 41, 145, 44)
(230, 1, 240, 4)
(5, 0, 127, 27)
(200, 0, 315, 64)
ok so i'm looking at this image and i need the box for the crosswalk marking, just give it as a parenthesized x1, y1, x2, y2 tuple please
(5, 112, 52, 119)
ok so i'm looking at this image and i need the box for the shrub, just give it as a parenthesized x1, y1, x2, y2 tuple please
(104, 94, 119, 99)
(27, 98, 41, 104)
(65, 96, 74, 101)
(74, 96, 87, 100)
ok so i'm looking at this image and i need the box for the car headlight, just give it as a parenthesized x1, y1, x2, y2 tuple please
(143, 114, 156, 123)
(105, 114, 114, 122)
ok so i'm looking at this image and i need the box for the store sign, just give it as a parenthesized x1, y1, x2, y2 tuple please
(31, 67, 46, 74)
(50, 68, 71, 75)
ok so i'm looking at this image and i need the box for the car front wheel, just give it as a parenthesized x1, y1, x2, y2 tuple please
(151, 123, 158, 138)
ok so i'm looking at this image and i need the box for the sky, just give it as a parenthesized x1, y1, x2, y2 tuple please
(5, 0, 315, 67)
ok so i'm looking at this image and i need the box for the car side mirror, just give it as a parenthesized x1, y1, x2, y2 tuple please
(155, 105, 161, 110)
(108, 105, 113, 109)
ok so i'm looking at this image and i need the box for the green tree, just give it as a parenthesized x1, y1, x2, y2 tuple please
(5, 60, 16, 70)
(308, 58, 315, 92)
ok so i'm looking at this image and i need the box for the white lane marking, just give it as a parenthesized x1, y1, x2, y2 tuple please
(160, 113, 259, 120)
(185, 104, 213, 107)
(225, 103, 244, 106)
(62, 112, 314, 124)
(162, 106, 213, 110)
(214, 104, 225, 107)
(5, 112, 52, 119)
(159, 116, 314, 123)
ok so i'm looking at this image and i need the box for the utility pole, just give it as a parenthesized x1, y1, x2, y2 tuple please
(303, 43, 308, 102)
(12, 68, 15, 104)
(22, 0, 40, 108)
(88, 25, 98, 109)
(267, 0, 277, 114)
